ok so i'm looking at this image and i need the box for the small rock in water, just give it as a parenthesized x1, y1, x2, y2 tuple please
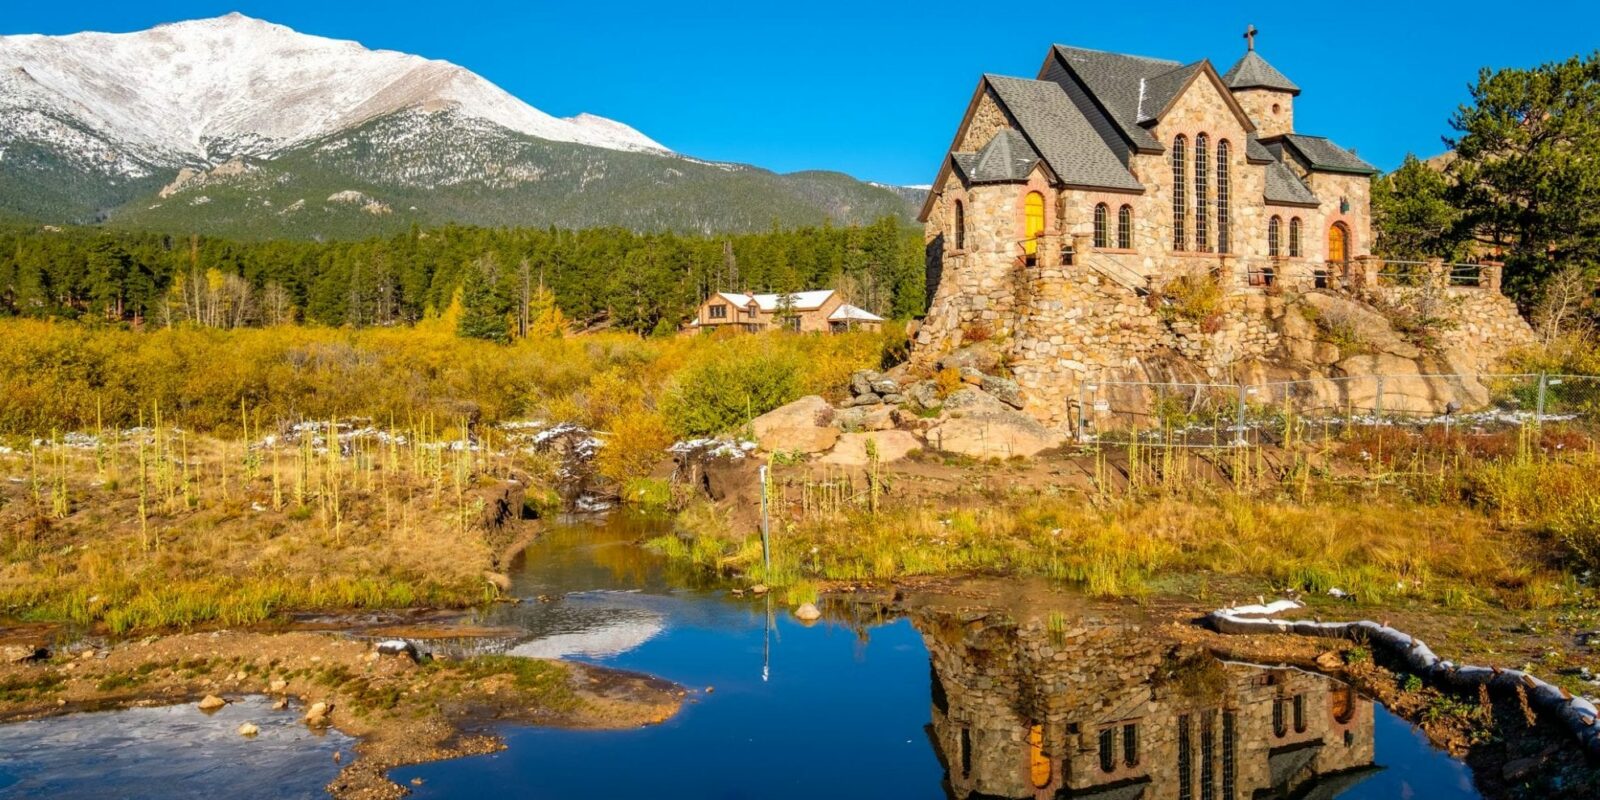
(750, 584, 768, 596)
(704, 686, 715, 694)
(237, 722, 260, 737)
(411, 778, 425, 787)
(794, 603, 822, 622)
(198, 694, 228, 711)
(304, 701, 333, 725)
(272, 697, 289, 711)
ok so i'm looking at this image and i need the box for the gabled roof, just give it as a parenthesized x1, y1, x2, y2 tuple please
(1138, 62, 1204, 122)
(714, 290, 837, 312)
(1044, 45, 1181, 153)
(951, 128, 1040, 184)
(1269, 134, 1379, 175)
(829, 304, 884, 322)
(984, 75, 1142, 191)
(1223, 50, 1301, 95)
(1264, 159, 1321, 207)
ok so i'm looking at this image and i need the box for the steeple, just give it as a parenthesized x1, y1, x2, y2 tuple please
(1223, 25, 1299, 137)
(1222, 26, 1300, 95)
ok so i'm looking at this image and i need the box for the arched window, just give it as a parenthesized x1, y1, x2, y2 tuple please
(1268, 216, 1282, 257)
(1099, 727, 1117, 773)
(1216, 140, 1231, 254)
(1030, 724, 1051, 788)
(1117, 205, 1133, 249)
(1023, 191, 1045, 257)
(1293, 694, 1307, 733)
(1093, 203, 1109, 248)
(1273, 698, 1287, 737)
(1194, 134, 1210, 252)
(1172, 135, 1187, 251)
(1328, 222, 1349, 265)
(1289, 217, 1302, 258)
(1123, 723, 1140, 767)
(953, 200, 966, 251)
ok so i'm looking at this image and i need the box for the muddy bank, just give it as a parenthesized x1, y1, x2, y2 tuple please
(0, 630, 683, 799)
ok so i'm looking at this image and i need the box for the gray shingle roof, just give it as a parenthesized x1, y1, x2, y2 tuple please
(1222, 50, 1301, 95)
(950, 128, 1039, 183)
(1275, 134, 1379, 175)
(984, 75, 1143, 191)
(1264, 159, 1320, 206)
(1138, 62, 1203, 122)
(1047, 45, 1181, 153)
(1245, 134, 1275, 163)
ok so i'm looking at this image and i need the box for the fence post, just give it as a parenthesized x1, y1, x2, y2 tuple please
(759, 464, 771, 578)
(1535, 372, 1548, 421)
(1235, 382, 1248, 446)
(1374, 376, 1385, 422)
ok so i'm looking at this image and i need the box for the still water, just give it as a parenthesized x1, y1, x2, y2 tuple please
(399, 513, 1481, 800)
(0, 512, 1481, 799)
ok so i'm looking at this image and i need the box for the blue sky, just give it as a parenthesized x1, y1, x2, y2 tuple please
(7, 1, 1597, 185)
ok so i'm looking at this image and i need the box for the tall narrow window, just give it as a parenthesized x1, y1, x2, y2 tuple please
(1117, 205, 1133, 249)
(1268, 216, 1282, 258)
(1273, 697, 1288, 737)
(1029, 724, 1051, 788)
(1201, 710, 1216, 800)
(1195, 134, 1210, 252)
(1099, 727, 1117, 773)
(959, 727, 972, 778)
(1178, 714, 1194, 800)
(953, 200, 966, 251)
(1216, 140, 1231, 254)
(1293, 694, 1307, 733)
(1093, 203, 1109, 248)
(1123, 723, 1140, 767)
(1222, 711, 1237, 800)
(1023, 191, 1045, 257)
(1172, 135, 1188, 251)
(1289, 217, 1302, 258)
(1328, 222, 1349, 265)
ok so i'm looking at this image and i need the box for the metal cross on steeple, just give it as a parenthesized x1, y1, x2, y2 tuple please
(1244, 24, 1258, 51)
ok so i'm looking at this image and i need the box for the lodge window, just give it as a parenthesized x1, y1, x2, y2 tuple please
(1195, 133, 1210, 252)
(1117, 205, 1132, 249)
(1222, 711, 1237, 800)
(1123, 722, 1140, 767)
(1172, 135, 1188, 251)
(954, 200, 966, 251)
(1178, 714, 1193, 800)
(1268, 216, 1282, 258)
(1289, 217, 1302, 258)
(708, 303, 727, 319)
(781, 316, 801, 331)
(1099, 727, 1117, 773)
(1093, 203, 1109, 248)
(1216, 140, 1231, 254)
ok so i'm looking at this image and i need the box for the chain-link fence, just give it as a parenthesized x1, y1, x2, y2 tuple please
(1075, 373, 1600, 447)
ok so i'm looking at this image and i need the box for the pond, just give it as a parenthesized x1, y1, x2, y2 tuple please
(395, 512, 1481, 800)
(0, 512, 1482, 799)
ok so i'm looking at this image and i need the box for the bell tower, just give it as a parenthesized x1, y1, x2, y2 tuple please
(1223, 25, 1300, 138)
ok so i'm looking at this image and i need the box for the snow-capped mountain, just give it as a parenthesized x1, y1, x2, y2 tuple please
(0, 11, 666, 173)
(0, 13, 916, 236)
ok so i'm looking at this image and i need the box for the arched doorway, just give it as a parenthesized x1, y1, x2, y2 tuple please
(1327, 222, 1349, 266)
(1022, 191, 1045, 258)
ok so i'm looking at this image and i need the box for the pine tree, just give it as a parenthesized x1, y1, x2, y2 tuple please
(456, 256, 511, 342)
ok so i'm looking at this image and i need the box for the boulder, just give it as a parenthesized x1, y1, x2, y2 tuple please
(935, 342, 1002, 374)
(2, 644, 45, 664)
(870, 378, 900, 396)
(849, 371, 880, 397)
(941, 386, 1012, 416)
(927, 411, 1063, 460)
(880, 393, 906, 405)
(835, 405, 895, 433)
(751, 395, 839, 454)
(904, 380, 943, 410)
(237, 722, 260, 737)
(794, 603, 822, 622)
(1301, 293, 1420, 359)
(750, 584, 769, 596)
(269, 679, 288, 693)
(819, 430, 922, 466)
(959, 367, 985, 386)
(979, 375, 1024, 409)
(198, 695, 228, 711)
